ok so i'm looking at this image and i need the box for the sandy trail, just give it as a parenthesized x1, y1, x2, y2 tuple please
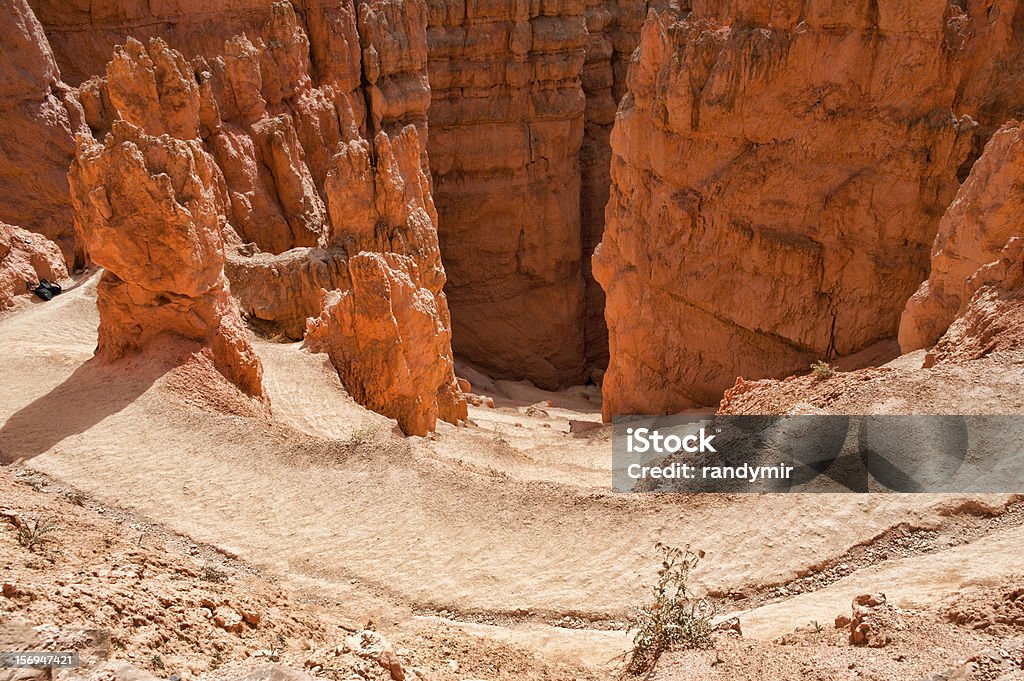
(1, 275, 1021, 672)
(737, 521, 1024, 639)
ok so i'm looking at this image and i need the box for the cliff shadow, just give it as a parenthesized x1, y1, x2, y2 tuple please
(0, 354, 169, 463)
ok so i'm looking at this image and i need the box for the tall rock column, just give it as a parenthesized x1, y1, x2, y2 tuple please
(69, 121, 266, 398)
(309, 119, 468, 436)
(594, 1, 975, 417)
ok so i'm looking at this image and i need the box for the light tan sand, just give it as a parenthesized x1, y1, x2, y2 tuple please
(1, 275, 1022, 675)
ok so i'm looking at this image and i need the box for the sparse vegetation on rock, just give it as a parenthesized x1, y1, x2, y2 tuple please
(810, 361, 836, 381)
(16, 514, 57, 552)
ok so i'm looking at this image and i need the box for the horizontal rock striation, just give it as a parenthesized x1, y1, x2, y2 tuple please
(594, 1, 979, 417)
(424, 0, 589, 389)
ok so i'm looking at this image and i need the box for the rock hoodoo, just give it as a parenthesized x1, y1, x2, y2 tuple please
(26, 0, 659, 388)
(66, 1, 466, 432)
(306, 122, 468, 436)
(68, 120, 267, 399)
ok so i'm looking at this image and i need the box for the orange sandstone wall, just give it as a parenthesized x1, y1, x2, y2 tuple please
(0, 0, 85, 267)
(424, 0, 589, 388)
(594, 0, 977, 417)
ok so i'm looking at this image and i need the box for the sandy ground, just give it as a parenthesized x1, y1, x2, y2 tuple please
(1, 274, 1023, 679)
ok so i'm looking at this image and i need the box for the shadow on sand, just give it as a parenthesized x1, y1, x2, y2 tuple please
(0, 354, 170, 463)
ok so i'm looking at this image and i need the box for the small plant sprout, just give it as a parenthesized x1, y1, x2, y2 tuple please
(810, 360, 836, 381)
(17, 514, 57, 552)
(200, 563, 229, 583)
(346, 426, 377, 448)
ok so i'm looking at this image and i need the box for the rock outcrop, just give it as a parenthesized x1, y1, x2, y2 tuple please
(952, 1, 1024, 163)
(928, 242, 1024, 366)
(0, 0, 84, 267)
(71, 0, 430, 323)
(28, 0, 660, 389)
(594, 1, 977, 417)
(719, 117, 1024, 418)
(306, 123, 468, 436)
(68, 121, 266, 399)
(0, 223, 69, 309)
(65, 1, 465, 433)
(900, 120, 1024, 356)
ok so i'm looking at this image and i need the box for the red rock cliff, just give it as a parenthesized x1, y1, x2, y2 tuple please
(0, 0, 85, 267)
(580, 0, 667, 369)
(594, 1, 980, 418)
(26, 0, 660, 389)
(424, 0, 589, 388)
(424, 0, 658, 386)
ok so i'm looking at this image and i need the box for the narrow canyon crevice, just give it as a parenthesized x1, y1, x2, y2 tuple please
(424, 0, 657, 387)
